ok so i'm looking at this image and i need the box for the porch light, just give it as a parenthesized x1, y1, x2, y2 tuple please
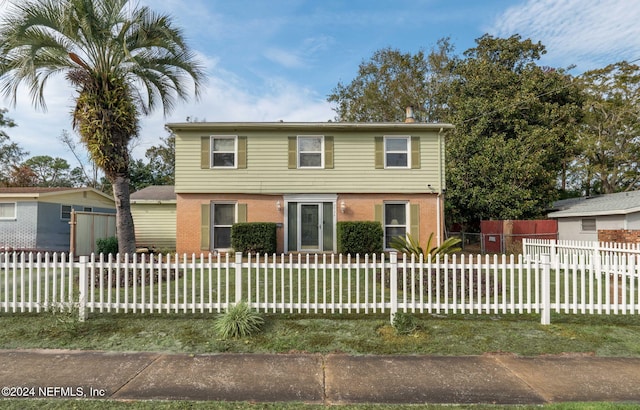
(340, 200, 346, 213)
(276, 200, 282, 212)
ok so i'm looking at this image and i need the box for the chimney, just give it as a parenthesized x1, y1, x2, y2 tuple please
(405, 106, 415, 123)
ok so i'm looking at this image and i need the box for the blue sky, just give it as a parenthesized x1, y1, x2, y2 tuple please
(2, 0, 640, 167)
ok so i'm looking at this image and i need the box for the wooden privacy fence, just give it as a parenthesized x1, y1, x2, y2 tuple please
(1, 249, 639, 324)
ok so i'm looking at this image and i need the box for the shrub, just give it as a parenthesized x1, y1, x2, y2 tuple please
(390, 232, 462, 257)
(337, 221, 383, 256)
(214, 301, 264, 339)
(392, 312, 418, 335)
(96, 236, 118, 256)
(231, 223, 277, 254)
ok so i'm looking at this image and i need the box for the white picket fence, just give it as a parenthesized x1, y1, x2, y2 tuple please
(1, 247, 640, 324)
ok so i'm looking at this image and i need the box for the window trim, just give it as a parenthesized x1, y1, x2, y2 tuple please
(211, 202, 237, 250)
(384, 135, 411, 169)
(297, 135, 324, 169)
(0, 202, 17, 220)
(383, 201, 409, 250)
(210, 135, 238, 169)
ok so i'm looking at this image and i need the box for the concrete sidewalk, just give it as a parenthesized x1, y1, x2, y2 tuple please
(1, 350, 640, 404)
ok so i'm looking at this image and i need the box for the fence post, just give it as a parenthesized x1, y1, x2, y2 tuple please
(78, 256, 87, 322)
(541, 253, 551, 325)
(390, 252, 398, 324)
(235, 252, 243, 304)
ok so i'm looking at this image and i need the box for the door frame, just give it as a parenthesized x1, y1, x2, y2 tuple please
(284, 194, 337, 253)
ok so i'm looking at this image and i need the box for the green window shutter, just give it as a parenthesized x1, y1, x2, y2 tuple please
(322, 202, 334, 251)
(374, 136, 384, 169)
(201, 136, 211, 169)
(374, 204, 383, 224)
(288, 202, 297, 251)
(201, 203, 211, 250)
(237, 203, 247, 223)
(324, 136, 334, 169)
(288, 136, 297, 169)
(411, 136, 421, 169)
(410, 204, 420, 242)
(237, 136, 247, 169)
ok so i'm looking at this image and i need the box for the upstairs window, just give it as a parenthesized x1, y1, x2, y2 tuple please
(298, 136, 323, 168)
(385, 136, 410, 168)
(211, 136, 237, 168)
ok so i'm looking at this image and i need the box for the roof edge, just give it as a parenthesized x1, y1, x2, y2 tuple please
(167, 121, 455, 132)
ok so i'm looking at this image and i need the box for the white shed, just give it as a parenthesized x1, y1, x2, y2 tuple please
(548, 191, 640, 242)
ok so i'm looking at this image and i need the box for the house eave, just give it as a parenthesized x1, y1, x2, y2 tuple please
(548, 207, 640, 218)
(167, 121, 455, 133)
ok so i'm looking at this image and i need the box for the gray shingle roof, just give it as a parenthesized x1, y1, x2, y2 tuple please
(548, 190, 640, 218)
(130, 185, 176, 202)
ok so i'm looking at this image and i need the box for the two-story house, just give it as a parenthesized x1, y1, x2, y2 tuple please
(168, 120, 453, 254)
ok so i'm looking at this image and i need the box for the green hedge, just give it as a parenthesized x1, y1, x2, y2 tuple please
(231, 223, 277, 254)
(96, 236, 118, 255)
(337, 221, 383, 256)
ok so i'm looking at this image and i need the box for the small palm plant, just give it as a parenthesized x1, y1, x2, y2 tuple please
(389, 232, 462, 257)
(214, 301, 264, 339)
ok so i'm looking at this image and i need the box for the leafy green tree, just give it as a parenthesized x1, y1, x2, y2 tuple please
(0, 108, 27, 186)
(127, 132, 175, 192)
(328, 39, 454, 122)
(143, 132, 175, 186)
(22, 155, 74, 187)
(443, 35, 583, 227)
(572, 61, 640, 194)
(0, 0, 205, 254)
(327, 35, 582, 229)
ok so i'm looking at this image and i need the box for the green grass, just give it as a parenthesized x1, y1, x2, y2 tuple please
(1, 311, 640, 356)
(2, 306, 640, 409)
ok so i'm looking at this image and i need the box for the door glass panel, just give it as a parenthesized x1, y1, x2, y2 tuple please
(300, 204, 320, 250)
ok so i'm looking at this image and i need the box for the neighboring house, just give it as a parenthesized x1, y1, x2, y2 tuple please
(0, 187, 115, 252)
(168, 120, 454, 254)
(548, 190, 640, 242)
(130, 185, 177, 251)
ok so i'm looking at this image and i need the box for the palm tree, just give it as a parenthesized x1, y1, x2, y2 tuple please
(0, 0, 205, 254)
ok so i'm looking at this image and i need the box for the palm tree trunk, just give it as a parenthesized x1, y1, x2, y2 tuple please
(111, 173, 136, 255)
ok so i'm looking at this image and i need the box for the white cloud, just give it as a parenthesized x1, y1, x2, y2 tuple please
(134, 73, 334, 158)
(491, 0, 640, 71)
(264, 48, 306, 69)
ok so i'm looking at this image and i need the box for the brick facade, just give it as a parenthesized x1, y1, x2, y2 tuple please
(177, 193, 443, 254)
(598, 229, 640, 244)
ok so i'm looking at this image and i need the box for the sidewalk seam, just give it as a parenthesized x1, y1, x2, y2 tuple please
(492, 356, 552, 404)
(321, 354, 327, 405)
(110, 353, 163, 398)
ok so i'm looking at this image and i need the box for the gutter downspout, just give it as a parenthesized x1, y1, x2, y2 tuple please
(437, 127, 445, 246)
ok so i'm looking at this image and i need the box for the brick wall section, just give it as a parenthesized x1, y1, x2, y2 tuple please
(337, 193, 442, 247)
(177, 193, 284, 254)
(598, 229, 640, 244)
(177, 193, 443, 254)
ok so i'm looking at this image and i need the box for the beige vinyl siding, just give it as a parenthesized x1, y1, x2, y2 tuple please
(39, 192, 115, 209)
(175, 130, 445, 194)
(131, 203, 177, 250)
